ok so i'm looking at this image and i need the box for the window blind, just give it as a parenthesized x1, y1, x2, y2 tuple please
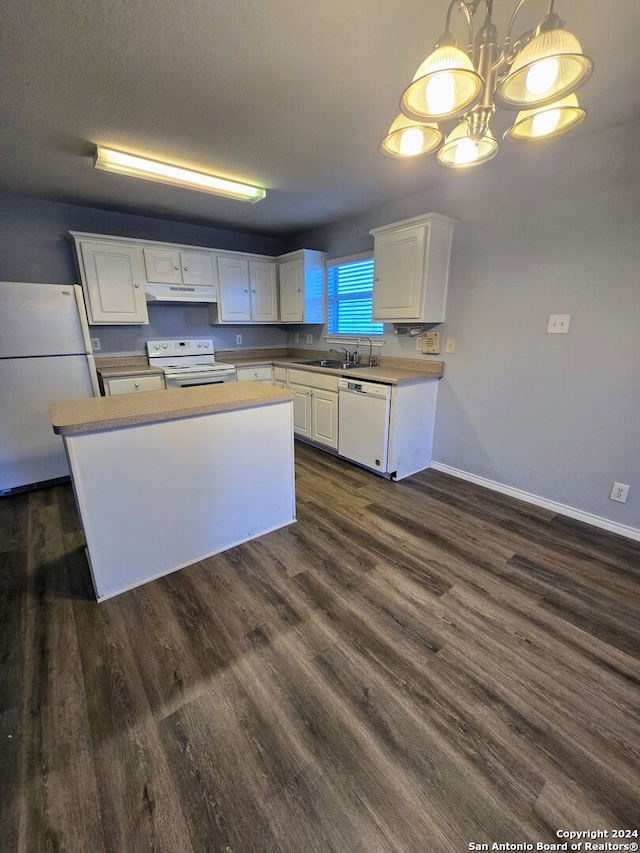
(327, 257, 383, 337)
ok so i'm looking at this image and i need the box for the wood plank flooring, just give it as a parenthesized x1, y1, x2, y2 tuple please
(1, 441, 639, 852)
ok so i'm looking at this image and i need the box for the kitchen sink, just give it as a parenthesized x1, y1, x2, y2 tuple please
(294, 359, 357, 369)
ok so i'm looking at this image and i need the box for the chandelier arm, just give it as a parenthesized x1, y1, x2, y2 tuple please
(444, 0, 475, 53)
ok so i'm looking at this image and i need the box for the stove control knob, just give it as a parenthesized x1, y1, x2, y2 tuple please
(162, 342, 169, 349)
(196, 341, 202, 347)
(203, 341, 210, 348)
(153, 343, 160, 350)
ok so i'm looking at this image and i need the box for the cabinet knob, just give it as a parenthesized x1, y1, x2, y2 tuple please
(174, 266, 179, 271)
(251, 289, 256, 293)
(244, 289, 249, 293)
(297, 288, 301, 292)
(375, 277, 380, 282)
(183, 267, 188, 271)
(134, 382, 140, 388)
(134, 283, 140, 288)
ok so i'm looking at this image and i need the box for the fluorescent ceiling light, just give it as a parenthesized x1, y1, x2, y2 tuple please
(94, 146, 266, 203)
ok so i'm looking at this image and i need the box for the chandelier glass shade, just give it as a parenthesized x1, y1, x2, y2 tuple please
(380, 0, 594, 170)
(401, 40, 485, 122)
(380, 114, 445, 157)
(436, 120, 499, 167)
(504, 93, 586, 142)
(494, 27, 593, 109)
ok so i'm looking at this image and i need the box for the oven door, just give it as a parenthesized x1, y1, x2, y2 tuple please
(164, 369, 236, 389)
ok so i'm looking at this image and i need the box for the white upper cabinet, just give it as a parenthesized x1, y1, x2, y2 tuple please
(75, 238, 149, 325)
(143, 247, 215, 287)
(214, 257, 279, 324)
(250, 260, 279, 323)
(217, 256, 252, 322)
(371, 213, 455, 323)
(277, 249, 325, 324)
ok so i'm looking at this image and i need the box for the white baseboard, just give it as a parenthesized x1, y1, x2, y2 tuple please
(429, 462, 640, 543)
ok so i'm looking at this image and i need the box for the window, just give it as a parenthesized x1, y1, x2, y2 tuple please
(327, 255, 383, 337)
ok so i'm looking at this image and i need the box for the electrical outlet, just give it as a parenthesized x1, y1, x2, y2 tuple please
(91, 337, 101, 351)
(547, 314, 571, 333)
(609, 482, 630, 503)
(236, 334, 243, 345)
(445, 338, 456, 353)
(306, 334, 313, 344)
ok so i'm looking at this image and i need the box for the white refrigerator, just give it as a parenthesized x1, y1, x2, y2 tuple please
(0, 282, 99, 495)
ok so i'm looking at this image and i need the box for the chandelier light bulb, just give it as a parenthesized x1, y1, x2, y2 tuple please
(531, 106, 561, 136)
(399, 127, 428, 156)
(525, 57, 559, 96)
(425, 72, 456, 115)
(453, 136, 481, 166)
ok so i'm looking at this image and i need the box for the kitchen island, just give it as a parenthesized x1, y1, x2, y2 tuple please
(50, 383, 296, 601)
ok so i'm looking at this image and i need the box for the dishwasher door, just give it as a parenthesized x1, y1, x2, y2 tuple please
(338, 379, 392, 474)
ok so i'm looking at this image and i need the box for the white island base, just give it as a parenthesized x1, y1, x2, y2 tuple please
(51, 384, 295, 601)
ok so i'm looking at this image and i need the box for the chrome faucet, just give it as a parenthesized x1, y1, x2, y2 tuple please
(357, 337, 377, 367)
(330, 347, 357, 365)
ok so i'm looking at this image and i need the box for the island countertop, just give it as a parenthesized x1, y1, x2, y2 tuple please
(50, 382, 295, 436)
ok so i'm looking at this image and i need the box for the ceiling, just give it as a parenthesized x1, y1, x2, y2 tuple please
(2, 0, 639, 237)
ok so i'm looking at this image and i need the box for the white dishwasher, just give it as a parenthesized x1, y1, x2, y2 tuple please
(338, 378, 392, 474)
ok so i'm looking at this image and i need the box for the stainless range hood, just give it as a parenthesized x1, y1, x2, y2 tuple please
(144, 283, 218, 304)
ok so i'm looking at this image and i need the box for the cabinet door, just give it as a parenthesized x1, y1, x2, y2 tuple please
(278, 258, 303, 323)
(311, 389, 338, 449)
(217, 256, 251, 322)
(372, 225, 425, 321)
(80, 242, 149, 324)
(143, 247, 183, 284)
(289, 383, 312, 437)
(250, 261, 279, 322)
(181, 251, 215, 287)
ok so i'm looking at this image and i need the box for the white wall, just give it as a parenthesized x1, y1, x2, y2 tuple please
(290, 118, 640, 532)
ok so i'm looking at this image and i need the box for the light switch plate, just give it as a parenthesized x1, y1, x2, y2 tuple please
(547, 314, 570, 333)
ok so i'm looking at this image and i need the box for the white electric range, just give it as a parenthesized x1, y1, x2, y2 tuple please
(146, 339, 236, 389)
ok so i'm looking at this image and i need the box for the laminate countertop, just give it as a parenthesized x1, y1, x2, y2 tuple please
(233, 357, 444, 386)
(50, 383, 294, 436)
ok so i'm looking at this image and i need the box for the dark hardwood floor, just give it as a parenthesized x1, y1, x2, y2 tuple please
(2, 441, 639, 852)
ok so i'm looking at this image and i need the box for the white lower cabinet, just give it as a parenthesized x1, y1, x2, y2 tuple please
(290, 384, 312, 437)
(102, 374, 165, 396)
(287, 369, 338, 450)
(311, 388, 338, 448)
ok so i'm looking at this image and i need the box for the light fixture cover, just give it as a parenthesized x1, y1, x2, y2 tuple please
(380, 114, 444, 158)
(494, 27, 593, 110)
(504, 94, 586, 142)
(401, 40, 484, 122)
(436, 120, 499, 168)
(93, 146, 266, 202)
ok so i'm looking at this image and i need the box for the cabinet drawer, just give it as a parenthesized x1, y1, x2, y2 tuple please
(103, 375, 165, 395)
(236, 366, 273, 382)
(287, 369, 338, 392)
(273, 366, 287, 382)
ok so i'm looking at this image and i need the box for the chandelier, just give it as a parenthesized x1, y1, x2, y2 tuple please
(380, 0, 593, 168)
